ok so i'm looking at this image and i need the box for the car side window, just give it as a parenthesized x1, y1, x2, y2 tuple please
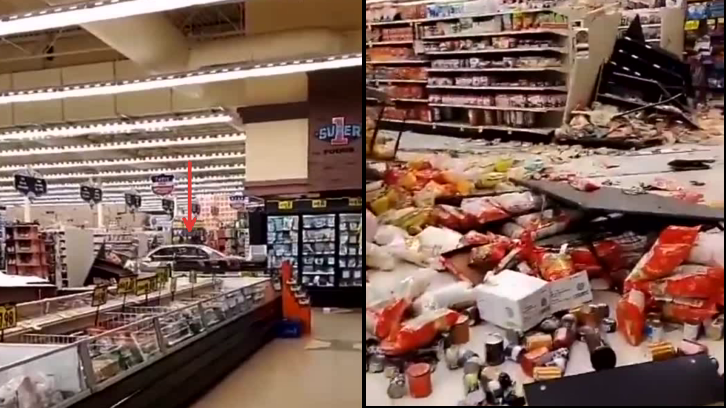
(194, 248, 211, 259)
(151, 248, 173, 258)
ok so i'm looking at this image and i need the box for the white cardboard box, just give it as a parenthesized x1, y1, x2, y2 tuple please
(476, 270, 551, 331)
(476, 270, 593, 331)
(549, 271, 593, 313)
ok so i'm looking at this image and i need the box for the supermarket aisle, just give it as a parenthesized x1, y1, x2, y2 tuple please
(191, 310, 363, 408)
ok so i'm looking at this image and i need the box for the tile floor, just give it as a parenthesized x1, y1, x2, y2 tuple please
(191, 309, 363, 408)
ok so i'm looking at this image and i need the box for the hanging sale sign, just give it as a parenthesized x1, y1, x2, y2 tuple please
(80, 184, 103, 206)
(229, 194, 246, 210)
(13, 171, 47, 199)
(162, 198, 175, 217)
(151, 174, 175, 196)
(125, 190, 142, 212)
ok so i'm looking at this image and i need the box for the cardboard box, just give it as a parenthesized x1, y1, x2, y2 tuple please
(549, 271, 593, 313)
(476, 270, 551, 331)
(476, 270, 593, 331)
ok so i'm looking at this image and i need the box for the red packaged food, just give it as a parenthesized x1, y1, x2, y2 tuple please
(626, 265, 724, 300)
(469, 240, 512, 270)
(380, 309, 460, 355)
(570, 240, 624, 278)
(569, 177, 601, 192)
(371, 298, 410, 340)
(461, 197, 510, 226)
(660, 297, 719, 323)
(627, 226, 701, 282)
(460, 231, 512, 247)
(533, 250, 574, 282)
(617, 290, 646, 346)
(521, 346, 551, 377)
(432, 205, 476, 231)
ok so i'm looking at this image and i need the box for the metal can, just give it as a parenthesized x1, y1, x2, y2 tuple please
(485, 333, 505, 366)
(387, 374, 407, 399)
(706, 315, 724, 341)
(683, 320, 701, 341)
(369, 354, 385, 373)
(647, 319, 664, 343)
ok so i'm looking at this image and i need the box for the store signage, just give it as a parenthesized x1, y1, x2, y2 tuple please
(348, 197, 362, 207)
(311, 199, 327, 208)
(278, 200, 293, 210)
(151, 174, 175, 196)
(80, 184, 103, 205)
(124, 191, 142, 211)
(307, 69, 362, 191)
(91, 285, 108, 307)
(0, 304, 17, 330)
(229, 194, 246, 210)
(315, 117, 361, 147)
(136, 277, 154, 296)
(13, 173, 47, 198)
(118, 276, 136, 295)
(162, 198, 175, 217)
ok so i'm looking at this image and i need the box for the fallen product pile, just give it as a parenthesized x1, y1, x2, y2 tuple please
(365, 156, 724, 405)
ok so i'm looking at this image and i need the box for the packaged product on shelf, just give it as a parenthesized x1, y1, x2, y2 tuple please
(626, 226, 701, 282)
(432, 205, 477, 231)
(626, 265, 724, 301)
(374, 225, 409, 246)
(415, 226, 463, 256)
(659, 297, 720, 323)
(366, 242, 396, 271)
(616, 290, 646, 346)
(460, 197, 510, 226)
(476, 269, 551, 331)
(469, 240, 512, 270)
(491, 192, 543, 215)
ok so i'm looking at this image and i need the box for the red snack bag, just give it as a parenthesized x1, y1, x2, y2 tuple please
(627, 265, 724, 300)
(570, 240, 624, 278)
(532, 250, 574, 282)
(617, 290, 646, 346)
(521, 346, 551, 377)
(469, 240, 512, 270)
(660, 297, 719, 323)
(372, 298, 410, 340)
(627, 226, 701, 282)
(461, 197, 510, 226)
(431, 205, 474, 231)
(380, 309, 460, 355)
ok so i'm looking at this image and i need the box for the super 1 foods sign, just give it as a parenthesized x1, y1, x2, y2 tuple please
(308, 68, 363, 191)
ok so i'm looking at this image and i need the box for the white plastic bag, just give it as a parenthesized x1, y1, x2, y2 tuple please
(688, 232, 724, 268)
(366, 242, 396, 271)
(491, 192, 543, 214)
(366, 210, 378, 243)
(374, 225, 409, 246)
(415, 226, 463, 257)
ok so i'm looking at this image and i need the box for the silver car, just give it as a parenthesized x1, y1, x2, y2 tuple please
(140, 244, 243, 273)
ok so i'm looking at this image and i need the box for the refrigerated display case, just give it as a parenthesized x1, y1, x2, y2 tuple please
(338, 213, 363, 288)
(266, 215, 299, 277)
(262, 198, 363, 307)
(301, 214, 336, 287)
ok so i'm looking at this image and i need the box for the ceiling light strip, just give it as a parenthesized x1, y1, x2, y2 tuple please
(0, 185, 244, 197)
(0, 0, 230, 37)
(0, 176, 246, 192)
(0, 164, 246, 183)
(0, 152, 245, 172)
(0, 133, 246, 157)
(0, 188, 242, 201)
(0, 54, 362, 105)
(0, 113, 234, 143)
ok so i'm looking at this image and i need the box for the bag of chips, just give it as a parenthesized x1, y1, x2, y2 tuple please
(461, 197, 510, 226)
(659, 297, 720, 323)
(626, 226, 701, 282)
(491, 192, 543, 214)
(380, 309, 460, 355)
(626, 265, 724, 300)
(431, 205, 476, 231)
(616, 290, 646, 346)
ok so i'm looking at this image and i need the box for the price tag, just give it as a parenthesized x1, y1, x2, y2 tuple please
(0, 304, 17, 330)
(349, 197, 363, 207)
(312, 199, 327, 208)
(118, 276, 136, 295)
(170, 277, 178, 294)
(135, 278, 153, 296)
(685, 20, 700, 30)
(278, 200, 293, 210)
(91, 285, 108, 307)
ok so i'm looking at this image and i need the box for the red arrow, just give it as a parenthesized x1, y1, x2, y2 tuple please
(182, 161, 197, 231)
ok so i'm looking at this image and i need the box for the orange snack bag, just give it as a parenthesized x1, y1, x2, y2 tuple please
(617, 290, 646, 346)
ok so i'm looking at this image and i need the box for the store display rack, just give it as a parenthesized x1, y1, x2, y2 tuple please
(0, 278, 279, 408)
(3, 223, 50, 280)
(264, 197, 363, 308)
(366, 2, 573, 136)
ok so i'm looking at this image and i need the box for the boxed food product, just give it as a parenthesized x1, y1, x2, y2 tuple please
(476, 269, 551, 331)
(548, 271, 593, 312)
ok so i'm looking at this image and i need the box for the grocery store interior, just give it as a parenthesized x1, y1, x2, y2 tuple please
(366, 0, 724, 406)
(0, 0, 363, 407)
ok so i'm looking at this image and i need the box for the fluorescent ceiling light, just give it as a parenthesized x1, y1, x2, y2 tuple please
(0, 0, 229, 37)
(0, 177, 245, 192)
(0, 54, 362, 105)
(0, 152, 245, 172)
(0, 184, 244, 197)
(0, 164, 246, 183)
(0, 187, 242, 200)
(0, 113, 235, 143)
(0, 133, 246, 157)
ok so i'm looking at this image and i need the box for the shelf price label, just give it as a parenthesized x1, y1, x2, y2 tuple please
(312, 199, 327, 208)
(91, 285, 108, 307)
(136, 277, 154, 296)
(118, 276, 136, 295)
(349, 197, 363, 207)
(278, 200, 293, 210)
(685, 20, 699, 30)
(0, 304, 17, 330)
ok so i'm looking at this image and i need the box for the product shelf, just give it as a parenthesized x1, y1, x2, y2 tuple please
(423, 28, 569, 39)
